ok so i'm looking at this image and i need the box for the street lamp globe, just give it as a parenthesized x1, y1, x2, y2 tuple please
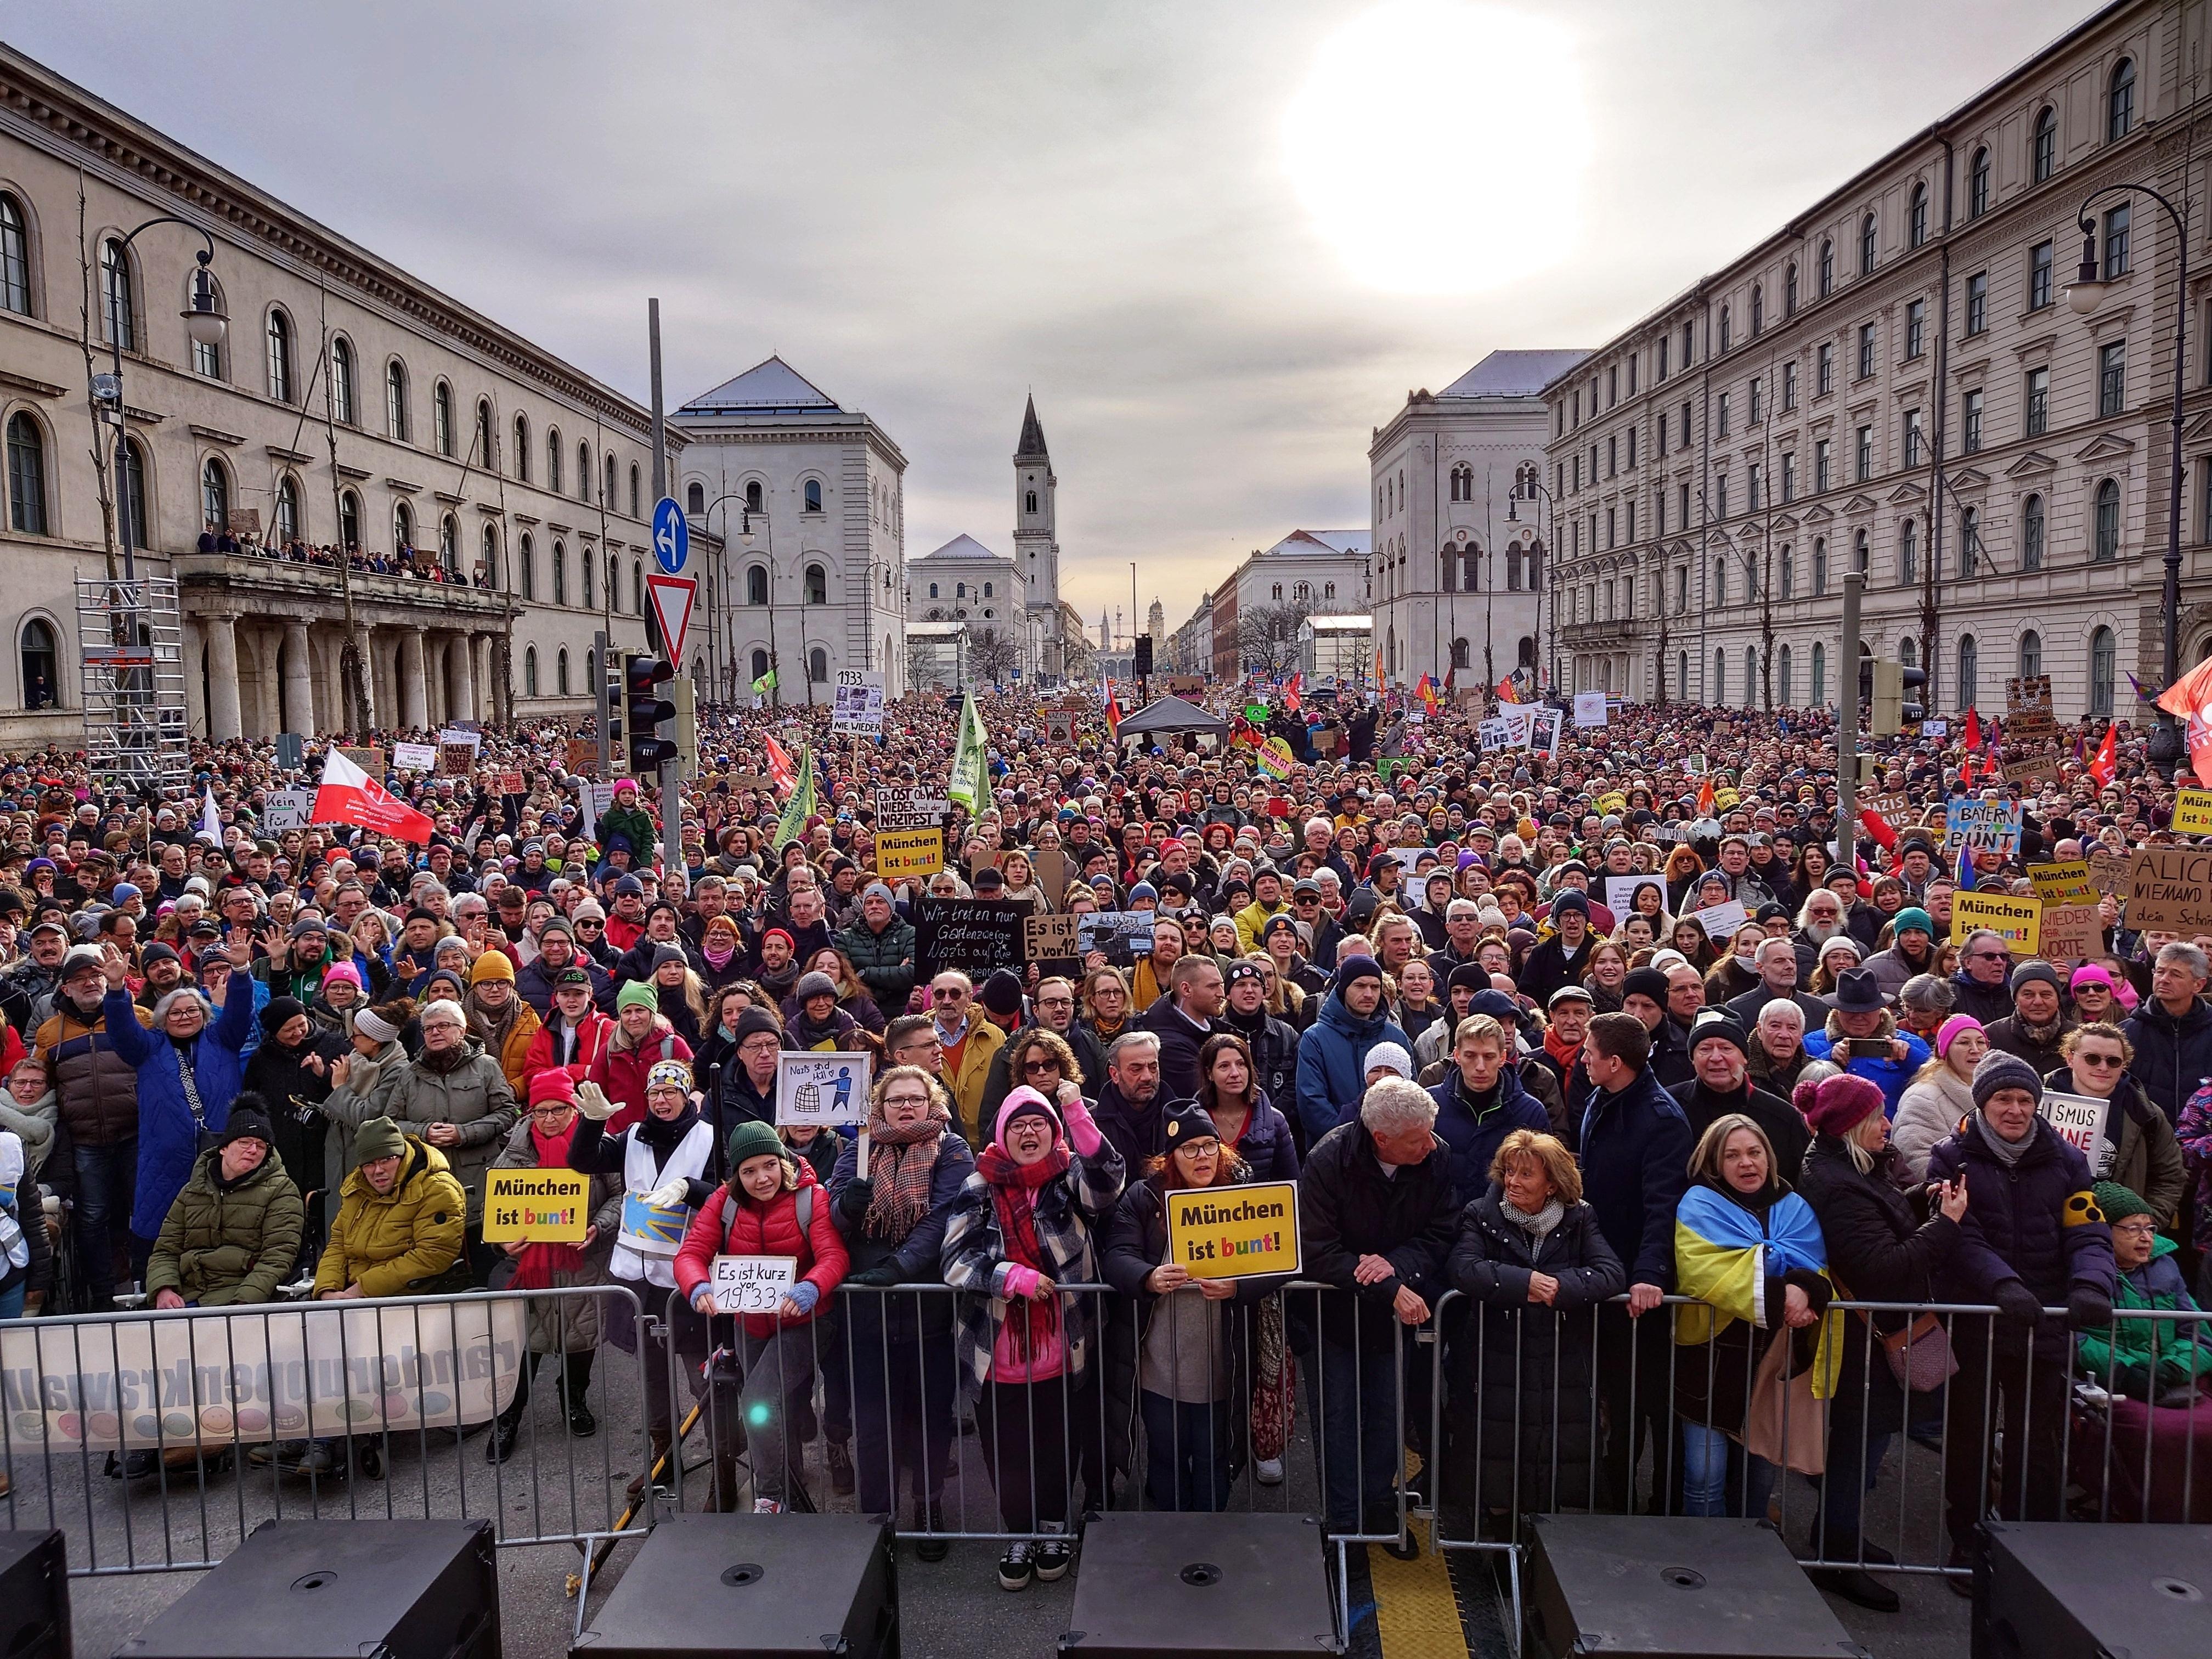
(2064, 230, 2108, 315)
(180, 251, 228, 348)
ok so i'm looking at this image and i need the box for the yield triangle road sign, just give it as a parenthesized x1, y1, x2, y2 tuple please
(646, 573, 697, 667)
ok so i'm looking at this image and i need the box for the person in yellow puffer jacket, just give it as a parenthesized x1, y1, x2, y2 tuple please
(313, 1115, 467, 1300)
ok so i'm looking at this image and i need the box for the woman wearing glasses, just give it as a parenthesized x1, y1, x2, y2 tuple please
(2046, 1025, 2186, 1226)
(1893, 1015, 1987, 1180)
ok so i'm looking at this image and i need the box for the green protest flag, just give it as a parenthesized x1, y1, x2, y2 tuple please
(948, 691, 991, 814)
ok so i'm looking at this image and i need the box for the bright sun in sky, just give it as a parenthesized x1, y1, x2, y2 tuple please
(1282, 0, 1590, 297)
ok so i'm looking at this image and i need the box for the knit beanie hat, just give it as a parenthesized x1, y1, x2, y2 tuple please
(1333, 955, 1384, 997)
(528, 1070, 577, 1108)
(2091, 1181, 2150, 1227)
(1891, 907, 1935, 939)
(1792, 1071, 1885, 1139)
(322, 961, 364, 992)
(980, 969, 1025, 1017)
(1971, 1048, 2045, 1110)
(995, 1085, 1063, 1147)
(1363, 1041, 1413, 1080)
(259, 995, 307, 1036)
(732, 1006, 782, 1045)
(353, 1115, 407, 1164)
(1622, 966, 1672, 1006)
(470, 950, 515, 984)
(616, 979, 661, 1016)
(219, 1101, 274, 1149)
(795, 971, 839, 1004)
(1686, 1011, 1750, 1058)
(353, 1005, 400, 1045)
(725, 1118, 785, 1170)
(1161, 1101, 1220, 1149)
(2009, 960, 2064, 996)
(2070, 963, 2117, 994)
(647, 1058, 693, 1094)
(1936, 1014, 1983, 1058)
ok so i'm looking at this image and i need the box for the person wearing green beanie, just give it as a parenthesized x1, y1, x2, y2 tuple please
(352, 1115, 407, 1167)
(2076, 1181, 2212, 1408)
(617, 979, 661, 1017)
(1863, 906, 1940, 1001)
(725, 1118, 786, 1173)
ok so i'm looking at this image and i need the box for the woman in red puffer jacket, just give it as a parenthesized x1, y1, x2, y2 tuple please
(675, 1119, 848, 1510)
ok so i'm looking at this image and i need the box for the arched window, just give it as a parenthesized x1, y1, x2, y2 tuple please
(927, 581, 938, 600)
(1746, 645, 1759, 701)
(586, 647, 598, 690)
(633, 560, 644, 616)
(809, 647, 829, 684)
(1958, 634, 1979, 709)
(118, 436, 146, 550)
(1811, 642, 1827, 706)
(19, 618, 55, 710)
(745, 480, 763, 512)
(604, 453, 617, 507)
(524, 646, 539, 697)
(1750, 284, 1763, 335)
(1812, 536, 1827, 595)
(1780, 545, 1795, 598)
(2089, 625, 2116, 714)
(803, 479, 823, 513)
(1900, 517, 1917, 584)
(1908, 182, 1928, 248)
(477, 400, 494, 470)
(1719, 304, 1731, 352)
(1025, 489, 1037, 512)
(2094, 478, 2120, 561)
(5, 413, 47, 535)
(1785, 262, 1798, 315)
(1859, 213, 1877, 276)
(2108, 58, 2135, 142)
(984, 582, 993, 597)
(547, 429, 562, 492)
(629, 464, 641, 518)
(553, 541, 566, 605)
(2033, 107, 2057, 183)
(439, 514, 459, 571)
(1713, 647, 1727, 704)
(484, 524, 501, 589)
(339, 489, 360, 551)
(2018, 629, 2041, 679)
(2022, 493, 2045, 571)
(1778, 644, 1793, 706)
(0, 193, 29, 315)
(1900, 636, 1917, 668)
(519, 532, 535, 600)
(1969, 148, 1991, 218)
(274, 475, 300, 542)
(749, 565, 769, 605)
(394, 498, 414, 552)
(603, 552, 617, 610)
(435, 382, 454, 457)
(1438, 549, 1455, 591)
(581, 548, 594, 608)
(265, 310, 293, 403)
(804, 563, 827, 605)
(330, 337, 354, 424)
(101, 237, 134, 349)
(1853, 528, 1870, 574)
(1506, 545, 1522, 590)
(385, 360, 408, 439)
(513, 415, 529, 482)
(1819, 238, 1834, 297)
(577, 441, 590, 500)
(751, 648, 770, 684)
(1959, 506, 1980, 578)
(200, 456, 229, 533)
(1451, 637, 1471, 669)
(687, 481, 704, 515)
(557, 647, 571, 697)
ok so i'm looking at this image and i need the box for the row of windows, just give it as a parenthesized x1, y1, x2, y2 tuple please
(1374, 541, 1542, 600)
(1624, 625, 2105, 714)
(516, 641, 832, 699)
(684, 479, 827, 516)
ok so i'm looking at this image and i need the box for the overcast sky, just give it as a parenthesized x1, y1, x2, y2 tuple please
(13, 0, 2092, 638)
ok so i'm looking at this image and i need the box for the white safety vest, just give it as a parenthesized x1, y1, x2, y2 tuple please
(611, 1119, 715, 1289)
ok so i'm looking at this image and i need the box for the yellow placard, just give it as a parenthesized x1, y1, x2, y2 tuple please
(2174, 787, 2212, 836)
(1165, 1180, 1301, 1280)
(2028, 860, 2098, 908)
(1950, 890, 2041, 956)
(874, 827, 944, 884)
(481, 1167, 591, 1243)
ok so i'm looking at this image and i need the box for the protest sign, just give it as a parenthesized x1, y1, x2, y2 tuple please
(262, 787, 315, 832)
(2005, 674, 2058, 742)
(708, 1256, 798, 1316)
(576, 780, 618, 838)
(335, 746, 385, 779)
(1165, 1181, 1301, 1280)
(0, 1298, 524, 1451)
(392, 741, 438, 773)
(776, 1051, 871, 1128)
(494, 770, 526, 797)
(617, 1193, 687, 1259)
(2172, 786, 2212, 837)
(481, 1168, 591, 1243)
(1951, 890, 2041, 955)
(565, 738, 599, 777)
(874, 827, 944, 884)
(1573, 690, 1609, 727)
(1604, 874, 1664, 917)
(1687, 898, 1748, 942)
(913, 896, 1028, 980)
(1078, 911, 1157, 966)
(2028, 860, 2098, 907)
(1999, 751, 2056, 786)
(1025, 912, 1082, 979)
(1477, 718, 1510, 751)
(872, 788, 933, 832)
(2087, 846, 2131, 897)
(1535, 705, 1565, 761)
(1921, 719, 1948, 738)
(2040, 1091, 2114, 1178)
(1031, 849, 1070, 904)
(1390, 847, 1425, 876)
(439, 740, 477, 778)
(831, 670, 885, 735)
(2125, 846, 2212, 932)
(2038, 904, 2103, 966)
(1944, 799, 2023, 854)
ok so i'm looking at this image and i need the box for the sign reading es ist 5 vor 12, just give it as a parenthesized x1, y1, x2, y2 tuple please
(1164, 1181, 1300, 1280)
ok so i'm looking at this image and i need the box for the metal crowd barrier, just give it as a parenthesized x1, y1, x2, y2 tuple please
(0, 1285, 654, 1576)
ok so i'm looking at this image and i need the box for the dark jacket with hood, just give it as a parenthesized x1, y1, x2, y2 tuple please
(1578, 1060, 1695, 1290)
(1296, 1116, 1455, 1353)
(1949, 967, 2017, 1026)
(1427, 1064, 1550, 1206)
(1669, 1075, 1811, 1180)
(2123, 995, 2212, 1126)
(1293, 989, 1412, 1146)
(827, 1122, 974, 1344)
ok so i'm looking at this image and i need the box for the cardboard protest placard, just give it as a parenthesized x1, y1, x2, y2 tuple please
(1078, 910, 1157, 967)
(391, 741, 437, 772)
(875, 827, 944, 884)
(2038, 904, 2103, 965)
(1944, 799, 2023, 854)
(2040, 1091, 2115, 1178)
(2087, 845, 2131, 897)
(1165, 1181, 1301, 1280)
(494, 771, 526, 797)
(565, 739, 599, 777)
(1999, 752, 2056, 786)
(1950, 890, 2042, 955)
(438, 741, 476, 778)
(1604, 874, 1664, 917)
(577, 780, 618, 838)
(1031, 848, 1070, 902)
(481, 1168, 591, 1243)
(1573, 690, 1609, 727)
(2172, 786, 2212, 837)
(708, 1255, 798, 1315)
(913, 896, 1028, 980)
(1025, 912, 1082, 979)
(2028, 860, 2098, 907)
(2005, 674, 2058, 742)
(776, 1051, 871, 1127)
(1687, 898, 1748, 942)
(262, 787, 315, 832)
(2125, 846, 2212, 932)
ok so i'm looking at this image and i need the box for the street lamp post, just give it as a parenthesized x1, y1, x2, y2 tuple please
(2066, 180, 2187, 777)
(1506, 464, 1555, 697)
(693, 492, 752, 709)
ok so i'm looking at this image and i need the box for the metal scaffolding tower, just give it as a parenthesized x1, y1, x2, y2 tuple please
(76, 574, 190, 790)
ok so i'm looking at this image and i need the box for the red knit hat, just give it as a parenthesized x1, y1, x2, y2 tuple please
(1792, 1073, 1884, 1140)
(528, 1070, 578, 1109)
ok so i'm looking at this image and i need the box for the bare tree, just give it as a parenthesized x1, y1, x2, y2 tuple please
(75, 171, 120, 586)
(1235, 600, 1311, 678)
(968, 625, 1021, 685)
(906, 635, 940, 691)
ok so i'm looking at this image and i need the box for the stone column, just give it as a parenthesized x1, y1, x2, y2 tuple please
(283, 620, 317, 737)
(449, 632, 476, 726)
(399, 628, 429, 731)
(253, 629, 283, 739)
(205, 613, 242, 741)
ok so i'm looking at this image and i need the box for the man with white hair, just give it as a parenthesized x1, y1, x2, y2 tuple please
(1297, 1075, 1453, 1553)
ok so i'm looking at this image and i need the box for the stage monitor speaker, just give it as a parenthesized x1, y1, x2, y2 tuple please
(0, 1528, 70, 1659)
(1058, 1513, 1338, 1656)
(112, 1519, 498, 1659)
(571, 1511, 895, 1659)
(1978, 1519, 2212, 1659)
(1526, 1514, 1870, 1659)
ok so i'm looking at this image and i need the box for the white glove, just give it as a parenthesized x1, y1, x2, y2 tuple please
(644, 1178, 690, 1210)
(574, 1081, 616, 1121)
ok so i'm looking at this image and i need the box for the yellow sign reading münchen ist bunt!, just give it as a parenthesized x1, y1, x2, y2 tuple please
(1165, 1181, 1301, 1280)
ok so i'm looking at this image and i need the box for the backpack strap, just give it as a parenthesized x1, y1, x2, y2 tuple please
(795, 1184, 814, 1234)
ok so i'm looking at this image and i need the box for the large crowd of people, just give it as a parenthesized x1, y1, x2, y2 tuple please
(2, 678, 2209, 1609)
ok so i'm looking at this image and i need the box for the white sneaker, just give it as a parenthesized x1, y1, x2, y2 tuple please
(1255, 1457, 1285, 1486)
(753, 1497, 783, 1514)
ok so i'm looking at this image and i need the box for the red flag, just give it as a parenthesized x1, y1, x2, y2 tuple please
(1957, 749, 1977, 789)
(311, 748, 434, 844)
(2156, 654, 2212, 720)
(1496, 675, 1519, 706)
(1960, 708, 1981, 752)
(1696, 774, 1715, 816)
(2188, 700, 2212, 786)
(1283, 673, 1302, 714)
(1104, 679, 1124, 741)
(764, 736, 797, 798)
(2087, 723, 2119, 788)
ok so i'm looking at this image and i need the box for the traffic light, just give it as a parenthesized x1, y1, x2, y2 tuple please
(1133, 635, 1153, 676)
(1870, 661, 1905, 736)
(669, 673, 698, 779)
(1899, 665, 1926, 726)
(602, 659, 622, 759)
(624, 655, 678, 773)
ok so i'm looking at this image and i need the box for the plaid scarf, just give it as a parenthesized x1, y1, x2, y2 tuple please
(865, 1102, 950, 1242)
(976, 1140, 1071, 1364)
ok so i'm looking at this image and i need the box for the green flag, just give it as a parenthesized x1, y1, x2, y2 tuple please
(947, 691, 991, 815)
(752, 668, 777, 695)
(774, 745, 816, 848)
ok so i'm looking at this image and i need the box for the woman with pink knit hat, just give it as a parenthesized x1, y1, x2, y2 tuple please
(1893, 1014, 1989, 1178)
(941, 1082, 1125, 1591)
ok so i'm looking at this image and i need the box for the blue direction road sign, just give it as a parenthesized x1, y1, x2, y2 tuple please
(652, 496, 689, 574)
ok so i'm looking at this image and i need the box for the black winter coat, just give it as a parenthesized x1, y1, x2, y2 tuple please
(1669, 1077, 1811, 1181)
(1579, 1065, 1694, 1289)
(827, 1127, 974, 1346)
(1296, 1119, 1455, 1353)
(2123, 996, 2212, 1126)
(244, 1027, 349, 1198)
(1218, 1006, 1301, 1118)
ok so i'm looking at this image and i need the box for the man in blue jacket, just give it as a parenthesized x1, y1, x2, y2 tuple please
(1578, 1009, 1693, 1514)
(1426, 1013, 1548, 1206)
(1295, 956, 1411, 1146)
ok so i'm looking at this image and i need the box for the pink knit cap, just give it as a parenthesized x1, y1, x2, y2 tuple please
(1935, 1014, 1983, 1058)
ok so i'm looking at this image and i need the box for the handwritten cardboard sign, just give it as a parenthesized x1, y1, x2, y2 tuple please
(708, 1255, 798, 1315)
(913, 896, 1028, 980)
(393, 742, 438, 772)
(2038, 904, 2103, 965)
(875, 827, 944, 884)
(337, 746, 386, 778)
(2040, 1091, 2114, 1178)
(262, 787, 315, 832)
(2126, 846, 2212, 932)
(2087, 846, 2131, 898)
(482, 1169, 591, 1243)
(1945, 799, 2023, 854)
(1165, 1181, 1301, 1280)
(1024, 912, 1082, 977)
(1951, 890, 2041, 955)
(776, 1051, 871, 1127)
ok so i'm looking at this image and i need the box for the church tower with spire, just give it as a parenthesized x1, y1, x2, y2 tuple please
(1015, 394, 1063, 676)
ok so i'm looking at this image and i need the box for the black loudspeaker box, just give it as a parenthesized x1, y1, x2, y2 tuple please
(112, 1519, 499, 1659)
(1058, 1513, 1339, 1656)
(0, 1528, 70, 1659)
(1977, 1519, 2212, 1659)
(1526, 1514, 1871, 1659)
(572, 1511, 896, 1659)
